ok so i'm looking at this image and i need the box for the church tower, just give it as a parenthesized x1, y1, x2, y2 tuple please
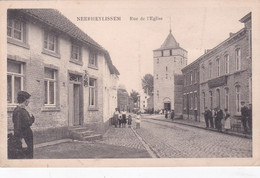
(153, 30, 187, 112)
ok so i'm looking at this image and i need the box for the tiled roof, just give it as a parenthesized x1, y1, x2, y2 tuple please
(15, 9, 120, 75)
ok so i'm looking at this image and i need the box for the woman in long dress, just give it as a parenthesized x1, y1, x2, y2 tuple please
(224, 108, 231, 132)
(12, 91, 35, 159)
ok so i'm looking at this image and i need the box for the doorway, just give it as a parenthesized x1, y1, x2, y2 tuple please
(68, 73, 83, 126)
(164, 102, 171, 111)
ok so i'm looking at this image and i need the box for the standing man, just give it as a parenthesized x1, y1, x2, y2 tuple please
(208, 108, 214, 128)
(204, 107, 210, 128)
(241, 101, 249, 133)
(248, 104, 252, 133)
(215, 106, 224, 132)
(170, 110, 175, 120)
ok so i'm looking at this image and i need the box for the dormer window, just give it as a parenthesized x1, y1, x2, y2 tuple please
(89, 51, 98, 68)
(7, 19, 24, 42)
(44, 31, 57, 52)
(71, 44, 81, 61)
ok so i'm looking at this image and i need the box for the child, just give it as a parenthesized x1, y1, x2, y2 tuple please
(127, 115, 132, 128)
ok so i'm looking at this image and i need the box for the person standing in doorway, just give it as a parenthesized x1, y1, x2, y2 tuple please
(12, 91, 35, 159)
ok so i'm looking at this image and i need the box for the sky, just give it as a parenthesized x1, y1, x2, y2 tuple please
(58, 2, 251, 93)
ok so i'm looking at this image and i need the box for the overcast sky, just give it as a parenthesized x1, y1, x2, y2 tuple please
(58, 2, 251, 93)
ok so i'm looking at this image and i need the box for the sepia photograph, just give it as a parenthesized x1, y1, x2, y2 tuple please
(0, 0, 260, 167)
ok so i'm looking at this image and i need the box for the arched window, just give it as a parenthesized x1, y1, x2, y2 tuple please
(166, 66, 168, 71)
(235, 85, 241, 113)
(235, 48, 241, 71)
(225, 88, 229, 110)
(224, 54, 229, 74)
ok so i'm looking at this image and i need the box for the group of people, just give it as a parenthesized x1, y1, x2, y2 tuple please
(204, 106, 229, 132)
(204, 101, 252, 133)
(164, 110, 175, 120)
(112, 108, 133, 128)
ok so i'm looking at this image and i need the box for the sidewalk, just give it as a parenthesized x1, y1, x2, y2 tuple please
(142, 114, 252, 139)
(34, 125, 151, 159)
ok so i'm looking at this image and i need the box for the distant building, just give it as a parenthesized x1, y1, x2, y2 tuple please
(153, 30, 187, 112)
(197, 12, 251, 122)
(7, 9, 119, 143)
(117, 84, 129, 112)
(182, 59, 200, 121)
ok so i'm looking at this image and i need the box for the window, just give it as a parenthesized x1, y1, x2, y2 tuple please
(161, 51, 164, 57)
(89, 78, 97, 107)
(235, 48, 241, 71)
(166, 74, 168, 79)
(209, 91, 213, 109)
(216, 89, 220, 108)
(166, 66, 168, 71)
(190, 72, 193, 85)
(224, 54, 229, 74)
(183, 94, 186, 110)
(249, 77, 252, 104)
(7, 18, 24, 42)
(44, 68, 57, 105)
(71, 44, 81, 61)
(235, 85, 240, 113)
(194, 92, 197, 110)
(216, 58, 220, 77)
(209, 62, 212, 79)
(7, 61, 24, 104)
(183, 75, 186, 86)
(157, 58, 159, 64)
(225, 88, 229, 110)
(89, 51, 98, 67)
(202, 92, 205, 110)
(44, 31, 57, 52)
(170, 50, 172, 56)
(157, 90, 159, 98)
(190, 93, 193, 109)
(194, 71, 196, 84)
(156, 74, 158, 79)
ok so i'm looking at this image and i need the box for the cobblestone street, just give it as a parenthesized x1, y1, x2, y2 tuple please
(34, 116, 252, 158)
(136, 117, 252, 158)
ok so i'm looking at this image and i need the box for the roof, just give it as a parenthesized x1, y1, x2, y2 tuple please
(154, 30, 180, 51)
(12, 9, 120, 75)
(239, 12, 251, 23)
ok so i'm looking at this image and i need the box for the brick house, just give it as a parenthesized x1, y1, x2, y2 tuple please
(153, 30, 187, 113)
(182, 60, 200, 121)
(198, 12, 251, 125)
(7, 9, 119, 143)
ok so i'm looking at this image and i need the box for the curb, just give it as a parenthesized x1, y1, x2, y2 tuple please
(146, 117, 252, 139)
(34, 139, 73, 149)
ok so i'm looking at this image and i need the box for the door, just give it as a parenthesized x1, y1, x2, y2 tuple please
(74, 84, 80, 125)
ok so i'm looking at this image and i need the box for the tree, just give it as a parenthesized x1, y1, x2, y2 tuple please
(142, 74, 154, 96)
(130, 90, 139, 103)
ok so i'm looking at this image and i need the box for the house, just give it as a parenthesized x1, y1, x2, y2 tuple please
(197, 12, 251, 126)
(7, 9, 119, 143)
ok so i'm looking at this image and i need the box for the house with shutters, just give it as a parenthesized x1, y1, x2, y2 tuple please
(7, 9, 119, 143)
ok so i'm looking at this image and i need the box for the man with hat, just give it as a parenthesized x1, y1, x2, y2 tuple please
(241, 101, 249, 133)
(12, 91, 35, 159)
